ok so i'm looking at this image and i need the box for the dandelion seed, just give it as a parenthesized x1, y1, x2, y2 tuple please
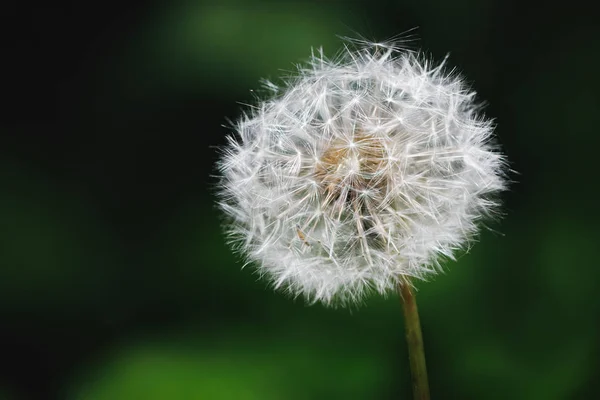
(217, 38, 506, 306)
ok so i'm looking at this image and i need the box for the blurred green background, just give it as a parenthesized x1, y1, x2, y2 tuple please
(2, 0, 599, 399)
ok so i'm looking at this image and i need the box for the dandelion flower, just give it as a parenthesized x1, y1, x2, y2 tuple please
(218, 39, 505, 306)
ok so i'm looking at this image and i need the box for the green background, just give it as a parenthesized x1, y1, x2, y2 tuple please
(3, 0, 598, 399)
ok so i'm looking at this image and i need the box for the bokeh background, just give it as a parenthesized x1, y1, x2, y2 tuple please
(3, 0, 599, 399)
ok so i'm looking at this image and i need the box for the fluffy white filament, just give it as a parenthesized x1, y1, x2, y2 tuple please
(218, 40, 505, 305)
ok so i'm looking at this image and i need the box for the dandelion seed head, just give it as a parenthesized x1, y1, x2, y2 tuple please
(217, 39, 506, 305)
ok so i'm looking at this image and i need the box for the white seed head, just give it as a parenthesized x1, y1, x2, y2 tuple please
(217, 39, 506, 306)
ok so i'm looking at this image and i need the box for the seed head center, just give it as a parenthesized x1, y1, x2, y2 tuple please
(314, 133, 388, 203)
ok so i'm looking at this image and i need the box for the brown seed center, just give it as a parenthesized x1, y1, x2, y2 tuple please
(314, 133, 388, 205)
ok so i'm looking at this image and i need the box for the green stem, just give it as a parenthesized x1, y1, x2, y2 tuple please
(399, 281, 430, 400)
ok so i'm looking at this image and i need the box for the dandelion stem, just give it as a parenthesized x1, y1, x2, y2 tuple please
(399, 281, 430, 400)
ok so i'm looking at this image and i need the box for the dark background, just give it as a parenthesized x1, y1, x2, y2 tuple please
(2, 0, 599, 399)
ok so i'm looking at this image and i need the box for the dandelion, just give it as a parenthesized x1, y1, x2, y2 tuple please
(217, 38, 506, 398)
(218, 39, 505, 303)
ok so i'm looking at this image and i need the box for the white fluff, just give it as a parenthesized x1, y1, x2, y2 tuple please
(217, 40, 506, 305)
